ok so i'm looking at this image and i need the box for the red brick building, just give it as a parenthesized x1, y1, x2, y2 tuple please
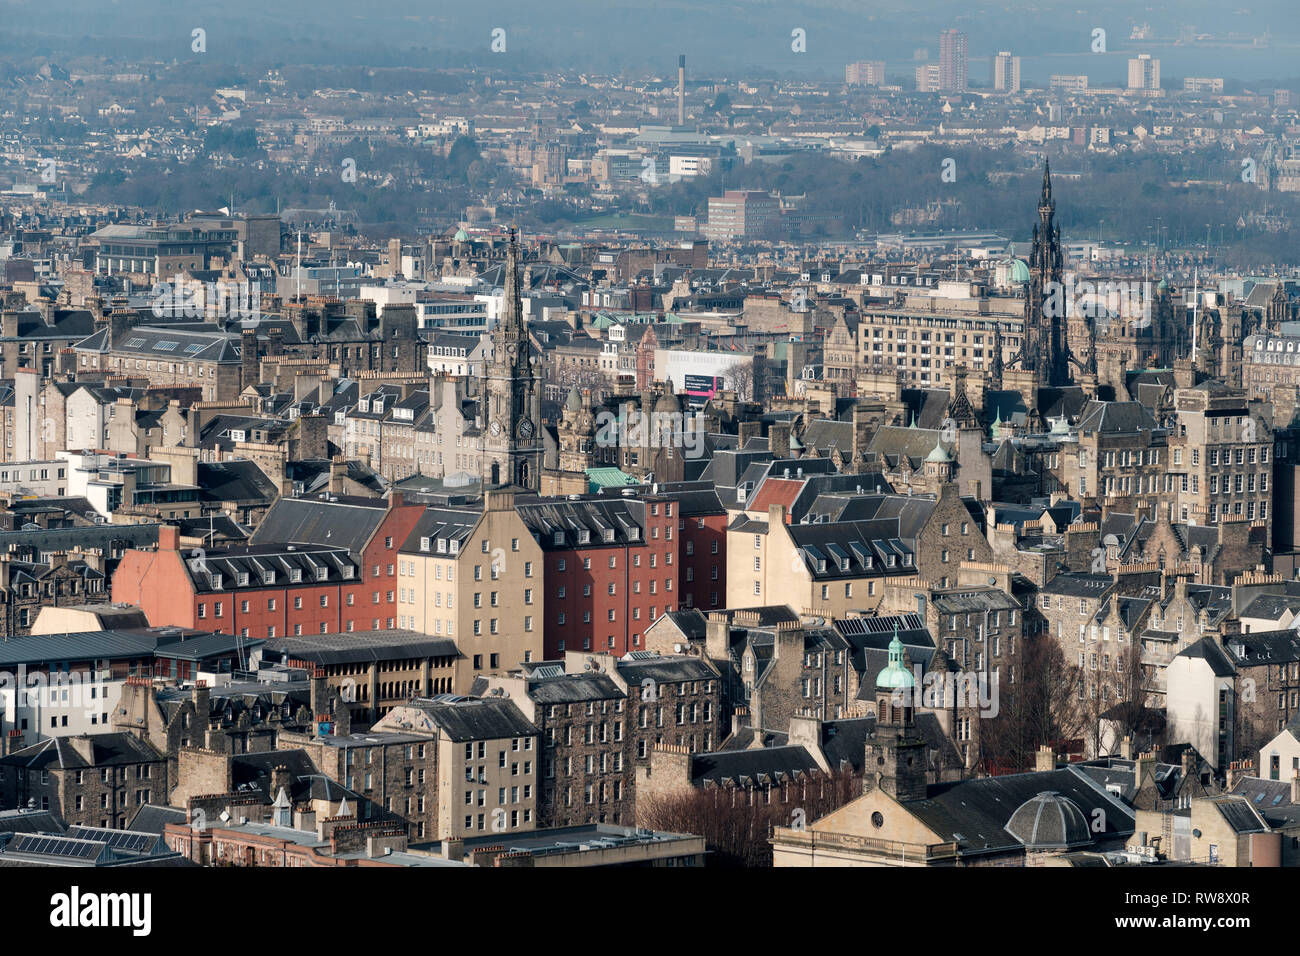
(518, 495, 678, 657)
(674, 486, 728, 612)
(112, 495, 427, 637)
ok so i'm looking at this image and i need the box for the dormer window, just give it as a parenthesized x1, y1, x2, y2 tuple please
(290, 568, 302, 583)
(209, 573, 223, 590)
(358, 400, 370, 413)
(579, 530, 591, 545)
(903, 554, 912, 566)
(437, 539, 447, 553)
(343, 566, 355, 579)
(263, 570, 276, 585)
(449, 540, 459, 555)
(420, 537, 431, 552)
(553, 532, 564, 546)
(237, 572, 249, 586)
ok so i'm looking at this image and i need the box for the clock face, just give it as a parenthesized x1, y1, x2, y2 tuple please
(489, 420, 501, 437)
(507, 343, 518, 357)
(517, 418, 534, 440)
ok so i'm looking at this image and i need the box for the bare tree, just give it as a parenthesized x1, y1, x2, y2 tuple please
(722, 362, 755, 402)
(637, 768, 859, 867)
(974, 636, 1087, 773)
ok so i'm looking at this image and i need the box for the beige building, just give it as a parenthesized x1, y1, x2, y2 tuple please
(728, 486, 992, 615)
(397, 490, 544, 690)
(837, 290, 1023, 392)
(372, 697, 540, 841)
(1168, 383, 1272, 532)
(1134, 796, 1273, 866)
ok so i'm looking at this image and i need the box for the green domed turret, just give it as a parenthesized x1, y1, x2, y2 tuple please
(875, 626, 915, 690)
(925, 438, 951, 463)
(1008, 258, 1030, 283)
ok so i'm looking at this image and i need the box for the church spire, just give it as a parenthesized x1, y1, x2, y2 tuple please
(504, 226, 524, 333)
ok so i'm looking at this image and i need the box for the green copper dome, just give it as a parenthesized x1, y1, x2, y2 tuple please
(875, 628, 915, 689)
(453, 227, 470, 242)
(925, 438, 951, 463)
(1007, 258, 1030, 283)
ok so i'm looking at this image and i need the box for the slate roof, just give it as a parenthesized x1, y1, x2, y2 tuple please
(615, 655, 717, 684)
(75, 323, 242, 363)
(518, 497, 647, 549)
(264, 631, 460, 666)
(655, 608, 709, 642)
(228, 749, 358, 804)
(196, 460, 279, 504)
(689, 745, 822, 786)
(522, 672, 624, 704)
(903, 765, 1134, 858)
(1229, 777, 1298, 826)
(0, 627, 241, 668)
(1222, 630, 1300, 667)
(1042, 572, 1113, 598)
(1075, 400, 1160, 434)
(1177, 637, 1237, 677)
(178, 543, 358, 592)
(1240, 593, 1300, 622)
(0, 733, 165, 771)
(250, 494, 388, 557)
(0, 809, 65, 835)
(407, 698, 538, 742)
(1210, 796, 1269, 834)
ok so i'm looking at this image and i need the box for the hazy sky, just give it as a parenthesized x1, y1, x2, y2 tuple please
(3, 0, 1299, 85)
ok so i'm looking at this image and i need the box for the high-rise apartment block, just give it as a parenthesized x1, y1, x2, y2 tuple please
(703, 190, 780, 241)
(916, 64, 942, 93)
(845, 61, 887, 86)
(939, 30, 968, 92)
(994, 51, 1020, 93)
(1128, 54, 1161, 90)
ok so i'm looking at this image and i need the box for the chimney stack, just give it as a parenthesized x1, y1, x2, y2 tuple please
(1035, 744, 1054, 772)
(1136, 750, 1157, 791)
(192, 681, 211, 723)
(677, 55, 686, 127)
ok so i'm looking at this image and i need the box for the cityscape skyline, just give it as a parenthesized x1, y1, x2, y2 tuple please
(1, 5, 1298, 919)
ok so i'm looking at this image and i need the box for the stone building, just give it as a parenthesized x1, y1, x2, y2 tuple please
(0, 733, 168, 829)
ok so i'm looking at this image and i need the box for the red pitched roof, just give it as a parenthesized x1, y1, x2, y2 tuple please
(748, 478, 802, 520)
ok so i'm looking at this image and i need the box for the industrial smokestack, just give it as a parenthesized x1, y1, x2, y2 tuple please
(678, 54, 686, 127)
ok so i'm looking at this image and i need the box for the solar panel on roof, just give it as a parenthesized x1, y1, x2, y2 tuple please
(185, 343, 204, 354)
(155, 341, 180, 351)
(124, 337, 146, 348)
(12, 834, 102, 860)
(67, 826, 152, 851)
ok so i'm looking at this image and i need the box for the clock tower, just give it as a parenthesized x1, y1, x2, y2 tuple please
(482, 228, 543, 490)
